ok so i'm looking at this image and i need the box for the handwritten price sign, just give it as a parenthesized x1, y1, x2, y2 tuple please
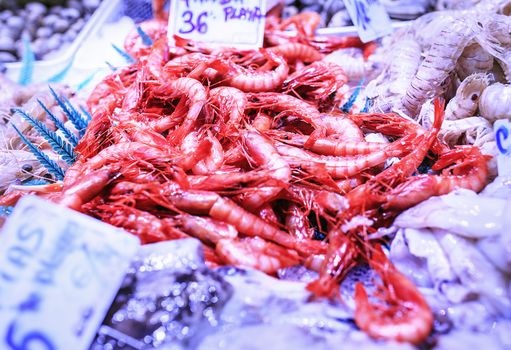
(0, 196, 139, 350)
(494, 119, 511, 176)
(342, 0, 392, 43)
(169, 0, 266, 49)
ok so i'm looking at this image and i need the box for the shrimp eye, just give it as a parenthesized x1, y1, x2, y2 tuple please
(471, 93, 479, 101)
(22, 164, 33, 172)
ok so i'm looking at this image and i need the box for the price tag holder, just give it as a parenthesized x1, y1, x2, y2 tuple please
(342, 0, 392, 43)
(168, 0, 267, 49)
(494, 119, 511, 176)
(0, 196, 140, 350)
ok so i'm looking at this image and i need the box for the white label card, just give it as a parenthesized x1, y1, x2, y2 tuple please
(0, 196, 140, 350)
(168, 0, 267, 49)
(342, 0, 392, 43)
(494, 119, 511, 176)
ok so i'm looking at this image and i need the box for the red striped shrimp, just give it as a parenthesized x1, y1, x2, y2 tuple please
(320, 114, 365, 141)
(97, 205, 188, 244)
(267, 43, 323, 63)
(216, 237, 301, 274)
(252, 111, 273, 132)
(269, 130, 386, 156)
(246, 92, 322, 129)
(209, 86, 247, 136)
(285, 203, 315, 240)
(354, 245, 433, 344)
(306, 230, 358, 298)
(177, 214, 238, 245)
(276, 139, 412, 179)
(343, 99, 445, 216)
(180, 131, 224, 175)
(150, 77, 207, 143)
(164, 52, 218, 80)
(236, 130, 291, 210)
(282, 61, 348, 102)
(384, 145, 490, 210)
(210, 49, 289, 92)
(68, 142, 170, 185)
(57, 168, 116, 211)
(278, 12, 321, 38)
(124, 19, 168, 58)
(158, 188, 327, 256)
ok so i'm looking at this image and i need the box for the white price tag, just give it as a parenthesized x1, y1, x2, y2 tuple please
(342, 0, 392, 43)
(168, 0, 267, 49)
(494, 119, 511, 176)
(0, 196, 140, 350)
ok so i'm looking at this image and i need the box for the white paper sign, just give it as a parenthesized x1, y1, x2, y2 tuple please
(168, 0, 267, 49)
(0, 196, 140, 350)
(494, 119, 511, 176)
(342, 0, 392, 43)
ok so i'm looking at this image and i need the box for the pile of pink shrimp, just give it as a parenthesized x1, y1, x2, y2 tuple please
(0, 11, 491, 345)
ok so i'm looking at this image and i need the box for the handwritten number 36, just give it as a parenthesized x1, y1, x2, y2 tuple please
(179, 11, 208, 34)
(6, 321, 55, 350)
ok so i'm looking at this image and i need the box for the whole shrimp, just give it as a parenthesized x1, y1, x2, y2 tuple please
(276, 139, 412, 179)
(211, 49, 289, 92)
(150, 77, 207, 144)
(384, 145, 490, 210)
(402, 16, 478, 116)
(246, 92, 322, 129)
(282, 61, 348, 103)
(267, 43, 323, 63)
(216, 237, 300, 274)
(209, 87, 247, 137)
(354, 245, 433, 344)
(236, 130, 291, 211)
(268, 130, 386, 156)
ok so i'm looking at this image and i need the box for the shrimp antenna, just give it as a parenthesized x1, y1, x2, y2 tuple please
(11, 124, 65, 181)
(14, 109, 77, 165)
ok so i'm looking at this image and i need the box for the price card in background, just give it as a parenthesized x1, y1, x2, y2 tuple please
(342, 0, 392, 43)
(0, 196, 140, 350)
(494, 119, 511, 176)
(169, 0, 267, 49)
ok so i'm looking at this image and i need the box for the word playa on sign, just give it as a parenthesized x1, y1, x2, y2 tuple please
(169, 0, 267, 49)
(0, 196, 140, 350)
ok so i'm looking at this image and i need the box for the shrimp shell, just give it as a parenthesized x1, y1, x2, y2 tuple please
(476, 14, 511, 82)
(402, 17, 478, 116)
(479, 82, 511, 121)
(445, 73, 490, 120)
(456, 43, 494, 80)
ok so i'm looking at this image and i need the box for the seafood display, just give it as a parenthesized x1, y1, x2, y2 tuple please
(0, 1, 510, 349)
